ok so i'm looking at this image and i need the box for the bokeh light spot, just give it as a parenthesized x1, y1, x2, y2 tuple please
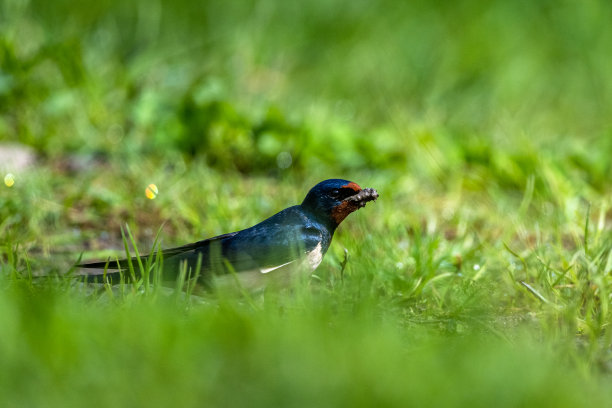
(4, 173, 15, 187)
(276, 151, 292, 169)
(145, 183, 158, 199)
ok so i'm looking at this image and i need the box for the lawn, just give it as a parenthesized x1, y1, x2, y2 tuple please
(2, 0, 612, 407)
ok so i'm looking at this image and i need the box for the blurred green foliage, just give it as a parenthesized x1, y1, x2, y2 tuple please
(2, 0, 612, 406)
(1, 275, 610, 408)
(2, 0, 612, 188)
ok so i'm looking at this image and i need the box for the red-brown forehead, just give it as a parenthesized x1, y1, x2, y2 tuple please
(342, 182, 361, 191)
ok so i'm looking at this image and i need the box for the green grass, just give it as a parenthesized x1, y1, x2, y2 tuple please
(2, 0, 612, 406)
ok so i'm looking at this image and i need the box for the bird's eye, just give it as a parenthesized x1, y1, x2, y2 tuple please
(331, 189, 340, 196)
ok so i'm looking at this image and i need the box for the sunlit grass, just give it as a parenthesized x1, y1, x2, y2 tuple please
(2, 162, 612, 406)
(2, 0, 612, 406)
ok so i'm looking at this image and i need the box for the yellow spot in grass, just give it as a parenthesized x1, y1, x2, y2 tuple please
(4, 173, 15, 187)
(145, 183, 158, 199)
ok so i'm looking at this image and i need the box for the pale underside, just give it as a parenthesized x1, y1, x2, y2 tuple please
(211, 242, 324, 291)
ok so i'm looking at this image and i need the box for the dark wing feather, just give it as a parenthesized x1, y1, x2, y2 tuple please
(77, 206, 327, 284)
(213, 223, 323, 273)
(77, 232, 239, 283)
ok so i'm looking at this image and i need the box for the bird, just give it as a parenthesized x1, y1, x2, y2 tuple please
(78, 179, 378, 289)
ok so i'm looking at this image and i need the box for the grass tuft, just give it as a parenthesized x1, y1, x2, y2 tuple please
(2, 0, 612, 405)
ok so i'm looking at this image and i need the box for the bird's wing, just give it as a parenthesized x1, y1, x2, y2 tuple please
(214, 223, 323, 274)
(77, 207, 325, 282)
(77, 231, 239, 273)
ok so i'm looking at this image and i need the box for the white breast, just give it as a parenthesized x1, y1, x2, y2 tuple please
(305, 242, 323, 271)
(212, 242, 324, 291)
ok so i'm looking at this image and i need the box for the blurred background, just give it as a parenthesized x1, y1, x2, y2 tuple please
(2, 0, 611, 183)
(3, 0, 612, 257)
(2, 1, 612, 406)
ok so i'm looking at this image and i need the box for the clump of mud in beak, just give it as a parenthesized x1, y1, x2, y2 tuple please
(344, 187, 379, 209)
(331, 187, 379, 224)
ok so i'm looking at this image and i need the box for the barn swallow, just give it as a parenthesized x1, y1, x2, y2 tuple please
(79, 179, 378, 289)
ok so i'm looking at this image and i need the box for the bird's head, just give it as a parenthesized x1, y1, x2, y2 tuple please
(301, 179, 378, 228)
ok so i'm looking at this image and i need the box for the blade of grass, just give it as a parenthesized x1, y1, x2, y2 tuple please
(584, 202, 591, 256)
(144, 224, 166, 295)
(223, 259, 259, 310)
(124, 223, 147, 290)
(174, 260, 188, 302)
(120, 225, 137, 284)
(185, 252, 203, 300)
(518, 280, 560, 308)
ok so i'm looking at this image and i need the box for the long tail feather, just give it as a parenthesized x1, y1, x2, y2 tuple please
(77, 256, 142, 271)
